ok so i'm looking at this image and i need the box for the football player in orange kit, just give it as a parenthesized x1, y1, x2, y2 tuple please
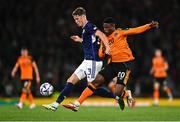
(98, 41, 135, 108)
(63, 17, 159, 111)
(11, 47, 40, 109)
(150, 49, 173, 105)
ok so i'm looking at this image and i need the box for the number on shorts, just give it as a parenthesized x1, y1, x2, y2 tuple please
(118, 72, 126, 80)
(86, 68, 92, 78)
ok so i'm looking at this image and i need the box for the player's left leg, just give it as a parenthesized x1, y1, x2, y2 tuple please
(26, 80, 36, 109)
(163, 79, 173, 101)
(28, 92, 36, 109)
(113, 62, 132, 110)
(108, 77, 135, 108)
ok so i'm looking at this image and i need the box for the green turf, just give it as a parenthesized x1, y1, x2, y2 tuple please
(0, 105, 180, 121)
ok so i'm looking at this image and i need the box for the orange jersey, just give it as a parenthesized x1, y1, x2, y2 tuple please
(98, 41, 105, 59)
(152, 56, 168, 78)
(16, 55, 34, 80)
(107, 24, 151, 62)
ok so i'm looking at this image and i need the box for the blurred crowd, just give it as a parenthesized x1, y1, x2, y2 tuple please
(0, 0, 180, 97)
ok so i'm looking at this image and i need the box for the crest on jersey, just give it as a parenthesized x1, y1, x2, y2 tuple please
(109, 38, 114, 45)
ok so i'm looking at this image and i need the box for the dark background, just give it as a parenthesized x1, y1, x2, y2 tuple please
(0, 0, 179, 97)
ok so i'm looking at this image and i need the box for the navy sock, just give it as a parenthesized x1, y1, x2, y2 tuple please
(94, 87, 116, 98)
(56, 82, 74, 103)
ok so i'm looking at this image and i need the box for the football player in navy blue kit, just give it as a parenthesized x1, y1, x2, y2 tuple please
(42, 7, 110, 111)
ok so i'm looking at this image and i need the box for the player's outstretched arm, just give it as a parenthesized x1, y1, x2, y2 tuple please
(70, 35, 83, 43)
(95, 30, 110, 55)
(11, 62, 19, 78)
(32, 61, 40, 83)
(122, 21, 159, 36)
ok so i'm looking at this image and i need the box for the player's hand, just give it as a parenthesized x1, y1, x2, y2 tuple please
(11, 72, 15, 78)
(149, 21, 159, 28)
(105, 46, 111, 55)
(99, 42, 106, 53)
(70, 35, 82, 43)
(36, 76, 40, 84)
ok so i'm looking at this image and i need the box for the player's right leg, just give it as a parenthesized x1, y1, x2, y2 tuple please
(15, 80, 28, 109)
(42, 73, 80, 111)
(42, 61, 86, 111)
(153, 80, 160, 106)
(25, 80, 36, 109)
(15, 90, 26, 109)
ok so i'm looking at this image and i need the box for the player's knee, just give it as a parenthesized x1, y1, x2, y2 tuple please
(92, 74, 105, 87)
(22, 88, 27, 93)
(67, 74, 79, 84)
(154, 83, 159, 90)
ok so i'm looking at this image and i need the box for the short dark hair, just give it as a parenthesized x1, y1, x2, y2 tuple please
(72, 7, 86, 16)
(103, 17, 116, 24)
(21, 46, 28, 50)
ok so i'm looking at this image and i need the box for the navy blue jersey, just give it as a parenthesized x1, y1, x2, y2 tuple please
(82, 21, 101, 61)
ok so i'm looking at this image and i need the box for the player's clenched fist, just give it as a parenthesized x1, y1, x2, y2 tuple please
(70, 35, 83, 43)
(149, 21, 159, 28)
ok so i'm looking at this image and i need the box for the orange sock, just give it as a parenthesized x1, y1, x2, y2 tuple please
(20, 91, 27, 103)
(77, 87, 94, 104)
(153, 89, 159, 100)
(28, 92, 34, 104)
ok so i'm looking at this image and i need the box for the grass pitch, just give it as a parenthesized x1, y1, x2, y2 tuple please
(0, 105, 180, 121)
